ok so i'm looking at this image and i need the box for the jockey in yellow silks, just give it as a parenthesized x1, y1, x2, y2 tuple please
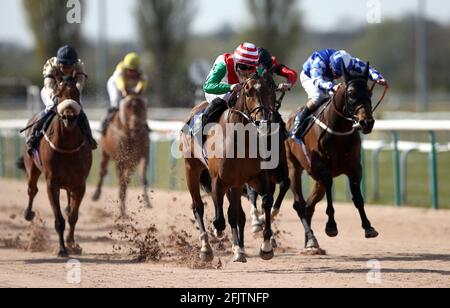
(102, 52, 148, 134)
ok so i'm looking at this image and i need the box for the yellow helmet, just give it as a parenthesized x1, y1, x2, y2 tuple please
(123, 52, 141, 71)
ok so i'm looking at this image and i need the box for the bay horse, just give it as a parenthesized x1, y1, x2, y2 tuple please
(285, 63, 379, 253)
(245, 108, 291, 247)
(21, 77, 93, 257)
(92, 95, 151, 216)
(181, 71, 277, 263)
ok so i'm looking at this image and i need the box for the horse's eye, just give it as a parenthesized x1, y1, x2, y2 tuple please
(348, 90, 356, 99)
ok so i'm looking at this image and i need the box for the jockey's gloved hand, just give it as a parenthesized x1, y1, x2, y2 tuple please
(278, 83, 292, 92)
(231, 84, 242, 93)
(377, 79, 388, 87)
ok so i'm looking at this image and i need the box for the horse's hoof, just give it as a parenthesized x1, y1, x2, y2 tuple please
(233, 253, 247, 263)
(67, 243, 83, 256)
(259, 249, 274, 261)
(251, 224, 263, 234)
(92, 191, 101, 202)
(270, 237, 278, 249)
(24, 210, 35, 222)
(301, 247, 327, 256)
(325, 225, 339, 238)
(200, 250, 214, 262)
(365, 228, 379, 239)
(305, 237, 320, 249)
(58, 250, 69, 258)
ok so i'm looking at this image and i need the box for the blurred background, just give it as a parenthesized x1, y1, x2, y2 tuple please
(0, 0, 449, 208)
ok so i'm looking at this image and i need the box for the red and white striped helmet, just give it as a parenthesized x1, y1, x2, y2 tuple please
(234, 42, 259, 66)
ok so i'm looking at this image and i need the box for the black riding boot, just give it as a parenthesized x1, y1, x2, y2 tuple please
(26, 110, 54, 156)
(202, 98, 228, 129)
(272, 111, 288, 141)
(293, 107, 314, 139)
(101, 107, 119, 135)
(78, 111, 98, 150)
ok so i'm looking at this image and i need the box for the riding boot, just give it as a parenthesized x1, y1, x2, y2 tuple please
(202, 98, 228, 129)
(101, 107, 119, 136)
(272, 111, 288, 141)
(293, 106, 314, 139)
(26, 110, 54, 156)
(78, 110, 98, 150)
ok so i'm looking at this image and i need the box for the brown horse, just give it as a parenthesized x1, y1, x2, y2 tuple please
(21, 77, 93, 257)
(92, 95, 150, 216)
(285, 63, 379, 253)
(181, 72, 278, 263)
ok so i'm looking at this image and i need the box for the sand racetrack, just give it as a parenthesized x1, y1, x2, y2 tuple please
(0, 179, 449, 288)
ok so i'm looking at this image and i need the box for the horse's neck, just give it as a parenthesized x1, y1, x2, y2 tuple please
(323, 89, 352, 130)
(48, 117, 83, 147)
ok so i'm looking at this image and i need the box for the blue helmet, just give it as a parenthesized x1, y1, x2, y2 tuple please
(330, 50, 353, 76)
(56, 45, 79, 65)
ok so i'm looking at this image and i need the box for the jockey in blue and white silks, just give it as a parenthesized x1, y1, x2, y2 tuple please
(292, 49, 388, 139)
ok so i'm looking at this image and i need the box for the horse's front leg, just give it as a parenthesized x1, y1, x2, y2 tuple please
(227, 188, 247, 263)
(320, 169, 338, 238)
(47, 180, 67, 257)
(66, 186, 85, 255)
(256, 171, 275, 261)
(348, 169, 379, 238)
(246, 184, 264, 234)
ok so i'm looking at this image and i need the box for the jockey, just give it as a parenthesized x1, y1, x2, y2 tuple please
(103, 52, 148, 134)
(257, 47, 298, 138)
(292, 49, 388, 139)
(26, 45, 97, 154)
(201, 42, 259, 129)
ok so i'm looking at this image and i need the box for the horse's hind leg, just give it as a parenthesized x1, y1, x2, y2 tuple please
(47, 181, 67, 257)
(24, 164, 41, 222)
(272, 164, 291, 219)
(185, 161, 212, 261)
(348, 170, 379, 239)
(139, 156, 151, 209)
(246, 184, 263, 234)
(227, 188, 246, 263)
(92, 149, 110, 201)
(117, 164, 131, 217)
(66, 186, 85, 255)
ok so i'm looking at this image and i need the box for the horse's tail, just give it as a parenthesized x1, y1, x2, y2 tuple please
(199, 169, 212, 194)
(16, 156, 25, 171)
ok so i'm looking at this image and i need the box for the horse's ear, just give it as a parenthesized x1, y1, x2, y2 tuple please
(364, 62, 370, 80)
(342, 62, 350, 82)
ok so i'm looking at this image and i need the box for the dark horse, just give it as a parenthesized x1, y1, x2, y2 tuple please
(20, 77, 93, 257)
(245, 106, 291, 247)
(285, 63, 379, 253)
(181, 71, 277, 263)
(92, 95, 150, 216)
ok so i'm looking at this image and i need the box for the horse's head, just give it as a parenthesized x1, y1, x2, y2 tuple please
(56, 76, 81, 103)
(341, 62, 375, 134)
(57, 99, 81, 129)
(239, 71, 276, 129)
(119, 95, 148, 133)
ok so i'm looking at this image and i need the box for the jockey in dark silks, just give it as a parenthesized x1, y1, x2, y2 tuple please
(26, 45, 97, 155)
(257, 47, 298, 139)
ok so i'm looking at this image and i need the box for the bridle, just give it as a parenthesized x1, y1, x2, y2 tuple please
(229, 75, 276, 126)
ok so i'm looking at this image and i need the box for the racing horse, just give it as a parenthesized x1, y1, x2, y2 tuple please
(92, 95, 151, 216)
(285, 63, 379, 253)
(20, 77, 93, 257)
(181, 71, 278, 263)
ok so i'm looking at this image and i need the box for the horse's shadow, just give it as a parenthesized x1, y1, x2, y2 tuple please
(21, 254, 139, 265)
